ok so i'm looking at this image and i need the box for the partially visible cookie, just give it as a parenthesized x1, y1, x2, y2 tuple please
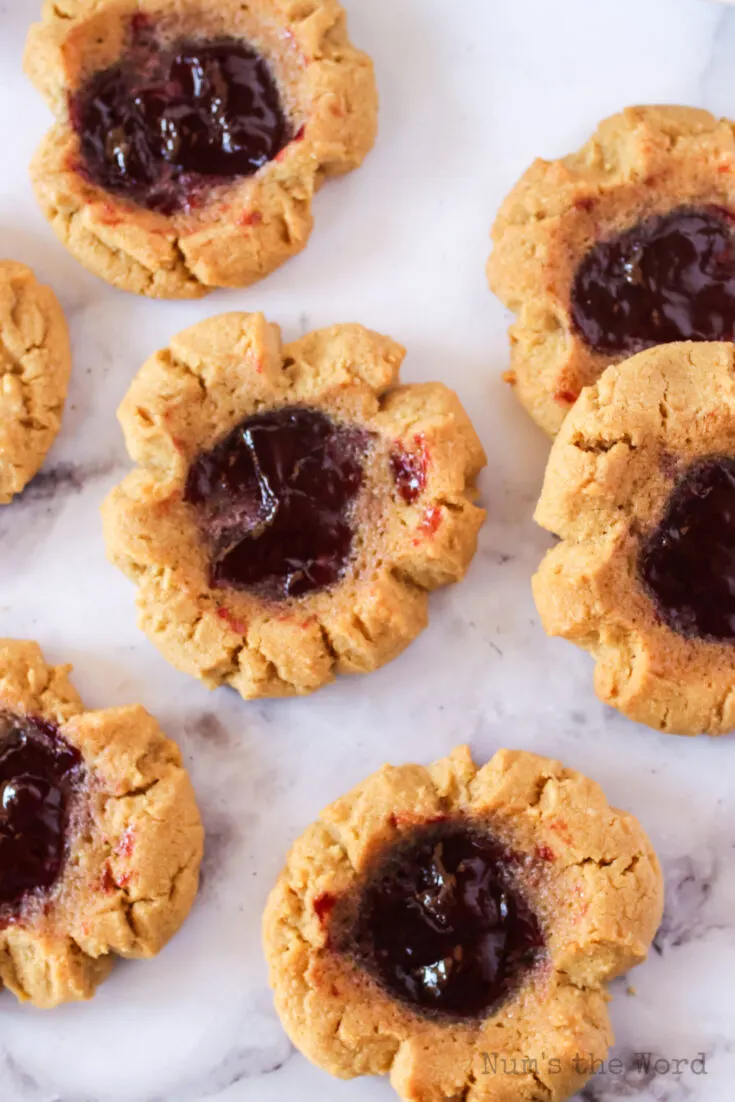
(0, 261, 71, 503)
(488, 105, 735, 434)
(534, 340, 735, 736)
(263, 745, 663, 1102)
(102, 313, 486, 699)
(0, 639, 203, 1007)
(24, 0, 378, 298)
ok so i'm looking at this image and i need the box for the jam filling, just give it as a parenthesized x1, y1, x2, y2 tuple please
(185, 407, 369, 600)
(571, 206, 735, 355)
(71, 24, 291, 214)
(390, 440, 427, 504)
(640, 457, 735, 641)
(0, 712, 83, 912)
(349, 823, 545, 1019)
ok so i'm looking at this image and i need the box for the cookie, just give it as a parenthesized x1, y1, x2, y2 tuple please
(0, 261, 71, 504)
(532, 340, 735, 736)
(488, 105, 735, 434)
(101, 313, 486, 699)
(263, 745, 663, 1102)
(24, 0, 377, 299)
(0, 639, 203, 1007)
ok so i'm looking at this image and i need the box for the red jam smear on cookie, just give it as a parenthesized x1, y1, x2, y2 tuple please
(571, 206, 735, 354)
(70, 22, 292, 214)
(185, 407, 369, 600)
(390, 439, 427, 504)
(0, 711, 83, 913)
(350, 823, 545, 1019)
(640, 456, 735, 641)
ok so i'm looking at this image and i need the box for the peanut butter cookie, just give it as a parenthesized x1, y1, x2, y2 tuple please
(25, 0, 377, 298)
(263, 746, 663, 1102)
(533, 340, 735, 736)
(0, 261, 71, 504)
(102, 313, 486, 699)
(0, 640, 203, 1008)
(489, 106, 735, 434)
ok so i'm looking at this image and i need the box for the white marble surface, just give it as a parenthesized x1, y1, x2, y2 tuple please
(1, 0, 735, 1099)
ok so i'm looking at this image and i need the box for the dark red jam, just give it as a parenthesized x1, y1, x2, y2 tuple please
(185, 407, 369, 600)
(0, 712, 83, 913)
(640, 457, 735, 641)
(349, 823, 545, 1019)
(390, 439, 427, 504)
(571, 206, 735, 354)
(71, 23, 291, 214)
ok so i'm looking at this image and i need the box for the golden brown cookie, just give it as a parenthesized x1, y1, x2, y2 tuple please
(263, 745, 663, 1102)
(488, 105, 735, 434)
(533, 340, 735, 736)
(0, 639, 203, 1008)
(24, 0, 377, 299)
(101, 313, 486, 699)
(0, 261, 71, 504)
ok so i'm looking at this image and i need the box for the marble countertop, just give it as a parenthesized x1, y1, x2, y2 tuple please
(2, 0, 735, 1099)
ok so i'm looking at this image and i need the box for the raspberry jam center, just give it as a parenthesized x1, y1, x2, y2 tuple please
(640, 457, 735, 641)
(571, 206, 735, 354)
(71, 25, 291, 214)
(185, 407, 368, 600)
(390, 440, 427, 504)
(0, 712, 82, 912)
(350, 824, 545, 1019)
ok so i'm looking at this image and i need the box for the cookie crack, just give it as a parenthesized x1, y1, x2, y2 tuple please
(350, 613, 374, 644)
(0, 941, 30, 999)
(65, 208, 157, 294)
(0, 332, 44, 377)
(570, 432, 636, 455)
(171, 236, 206, 292)
(711, 685, 735, 731)
(528, 773, 555, 809)
(529, 1070, 553, 1102)
(107, 778, 160, 801)
(457, 1070, 478, 1101)
(166, 349, 208, 401)
(389, 565, 430, 594)
(318, 622, 339, 665)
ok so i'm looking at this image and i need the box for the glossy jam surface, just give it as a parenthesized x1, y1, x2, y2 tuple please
(571, 206, 735, 354)
(640, 457, 735, 641)
(71, 25, 291, 213)
(0, 712, 82, 911)
(185, 407, 368, 600)
(350, 824, 545, 1019)
(390, 439, 427, 504)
